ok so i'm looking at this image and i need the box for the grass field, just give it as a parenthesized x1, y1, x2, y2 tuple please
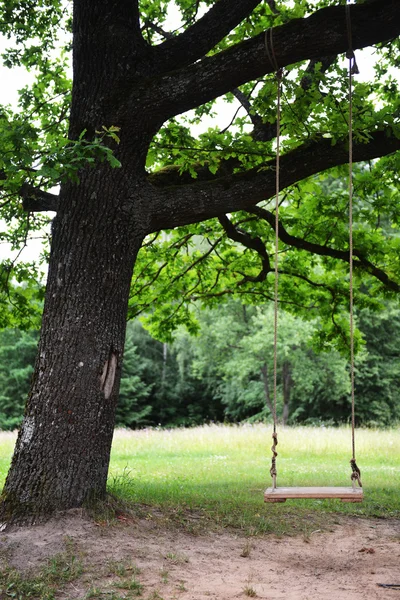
(107, 424, 400, 534)
(0, 425, 399, 534)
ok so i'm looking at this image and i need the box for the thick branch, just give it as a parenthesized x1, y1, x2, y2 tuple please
(20, 184, 59, 213)
(142, 0, 400, 119)
(147, 130, 400, 232)
(145, 22, 175, 41)
(218, 214, 271, 284)
(154, 0, 263, 72)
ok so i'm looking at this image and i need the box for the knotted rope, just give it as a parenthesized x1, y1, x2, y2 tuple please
(264, 9, 362, 491)
(270, 432, 278, 489)
(346, 1, 362, 488)
(265, 28, 282, 490)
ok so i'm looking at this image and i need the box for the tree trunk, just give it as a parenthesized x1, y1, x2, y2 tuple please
(0, 0, 154, 523)
(0, 168, 144, 523)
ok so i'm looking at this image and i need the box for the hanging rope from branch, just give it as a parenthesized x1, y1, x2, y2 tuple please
(264, 8, 362, 493)
(346, 2, 362, 489)
(265, 28, 282, 490)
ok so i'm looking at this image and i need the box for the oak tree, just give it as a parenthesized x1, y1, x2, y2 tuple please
(0, 0, 399, 522)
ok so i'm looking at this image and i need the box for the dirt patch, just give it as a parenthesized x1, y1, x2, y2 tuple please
(0, 510, 399, 599)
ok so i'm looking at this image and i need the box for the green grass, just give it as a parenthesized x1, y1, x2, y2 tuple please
(0, 424, 398, 598)
(0, 425, 399, 535)
(0, 431, 19, 484)
(0, 546, 83, 599)
(107, 424, 400, 534)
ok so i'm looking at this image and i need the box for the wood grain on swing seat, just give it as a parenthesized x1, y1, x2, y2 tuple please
(264, 486, 363, 503)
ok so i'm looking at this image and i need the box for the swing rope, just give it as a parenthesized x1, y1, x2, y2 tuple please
(266, 4, 362, 490)
(265, 28, 281, 490)
(346, 2, 362, 488)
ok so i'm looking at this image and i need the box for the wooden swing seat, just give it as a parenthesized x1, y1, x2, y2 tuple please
(264, 486, 363, 503)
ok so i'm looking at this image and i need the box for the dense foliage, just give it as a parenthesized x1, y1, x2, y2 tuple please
(0, 329, 38, 430)
(0, 2, 399, 341)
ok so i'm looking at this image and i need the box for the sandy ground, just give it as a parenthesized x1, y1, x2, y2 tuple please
(0, 510, 400, 599)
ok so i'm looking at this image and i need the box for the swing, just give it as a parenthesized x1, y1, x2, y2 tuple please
(263, 6, 363, 504)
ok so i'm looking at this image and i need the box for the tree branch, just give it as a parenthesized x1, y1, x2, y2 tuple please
(142, 0, 400, 120)
(232, 87, 276, 142)
(250, 206, 400, 293)
(20, 184, 59, 213)
(147, 130, 400, 232)
(232, 52, 335, 142)
(266, 0, 279, 16)
(300, 55, 336, 91)
(153, 0, 263, 72)
(218, 214, 271, 284)
(217, 208, 399, 296)
(145, 22, 175, 41)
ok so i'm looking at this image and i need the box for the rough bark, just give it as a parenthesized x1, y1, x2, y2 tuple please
(147, 131, 400, 232)
(1, 0, 151, 523)
(1, 166, 145, 522)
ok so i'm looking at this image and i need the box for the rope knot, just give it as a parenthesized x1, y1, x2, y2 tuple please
(345, 4, 359, 76)
(270, 432, 278, 479)
(346, 51, 359, 75)
(350, 458, 362, 488)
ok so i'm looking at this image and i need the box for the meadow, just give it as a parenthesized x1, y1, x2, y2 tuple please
(0, 425, 399, 534)
(108, 424, 400, 534)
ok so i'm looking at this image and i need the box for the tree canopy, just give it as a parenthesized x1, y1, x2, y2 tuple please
(0, 0, 399, 522)
(1, 0, 400, 340)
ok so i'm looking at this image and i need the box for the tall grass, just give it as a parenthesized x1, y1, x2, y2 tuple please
(108, 424, 400, 533)
(0, 425, 398, 534)
(0, 431, 18, 484)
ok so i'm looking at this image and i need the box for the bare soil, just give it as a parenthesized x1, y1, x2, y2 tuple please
(1, 509, 400, 599)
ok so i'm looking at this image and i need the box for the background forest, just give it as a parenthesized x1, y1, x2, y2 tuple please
(1, 300, 399, 431)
